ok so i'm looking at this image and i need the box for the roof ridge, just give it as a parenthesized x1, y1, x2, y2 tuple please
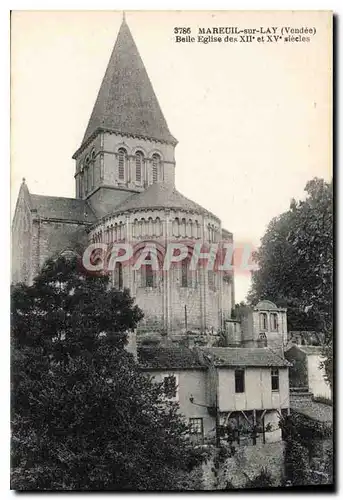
(30, 193, 85, 202)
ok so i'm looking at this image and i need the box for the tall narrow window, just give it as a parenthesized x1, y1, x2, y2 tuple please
(91, 149, 96, 188)
(135, 151, 143, 182)
(145, 264, 155, 288)
(181, 259, 189, 288)
(118, 148, 127, 181)
(235, 369, 245, 393)
(152, 153, 160, 183)
(113, 262, 123, 290)
(260, 312, 268, 331)
(189, 418, 204, 445)
(271, 368, 279, 391)
(270, 313, 279, 331)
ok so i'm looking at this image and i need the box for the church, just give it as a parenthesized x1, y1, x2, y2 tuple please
(12, 16, 293, 472)
(12, 16, 235, 339)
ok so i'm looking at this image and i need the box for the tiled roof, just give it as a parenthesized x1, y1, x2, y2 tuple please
(78, 19, 176, 153)
(30, 194, 97, 223)
(201, 347, 291, 367)
(112, 182, 218, 219)
(138, 346, 206, 370)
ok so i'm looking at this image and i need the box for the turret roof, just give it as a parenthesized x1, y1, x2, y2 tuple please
(110, 182, 219, 220)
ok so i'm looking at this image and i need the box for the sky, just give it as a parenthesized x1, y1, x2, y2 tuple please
(11, 10, 332, 302)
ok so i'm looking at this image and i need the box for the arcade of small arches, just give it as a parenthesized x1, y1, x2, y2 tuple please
(259, 311, 279, 332)
(116, 147, 163, 185)
(90, 214, 221, 244)
(77, 145, 166, 198)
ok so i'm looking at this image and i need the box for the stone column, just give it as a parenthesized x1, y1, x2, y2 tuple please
(163, 209, 172, 335)
(125, 214, 133, 291)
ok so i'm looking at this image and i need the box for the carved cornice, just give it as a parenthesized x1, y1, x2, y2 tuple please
(73, 127, 178, 160)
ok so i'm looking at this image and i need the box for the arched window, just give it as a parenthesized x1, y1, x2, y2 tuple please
(152, 153, 161, 183)
(135, 151, 143, 182)
(270, 313, 279, 331)
(91, 149, 96, 188)
(118, 148, 127, 181)
(260, 312, 268, 331)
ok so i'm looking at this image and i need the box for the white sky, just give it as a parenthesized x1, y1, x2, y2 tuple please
(10, 10, 332, 302)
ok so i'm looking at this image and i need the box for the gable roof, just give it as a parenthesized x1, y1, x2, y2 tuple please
(29, 194, 96, 223)
(76, 18, 176, 155)
(110, 181, 219, 220)
(202, 347, 291, 368)
(138, 346, 206, 370)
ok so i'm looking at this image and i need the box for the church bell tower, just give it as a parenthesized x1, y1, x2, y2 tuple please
(72, 16, 178, 218)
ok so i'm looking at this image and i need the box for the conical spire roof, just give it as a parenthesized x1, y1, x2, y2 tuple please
(79, 18, 176, 150)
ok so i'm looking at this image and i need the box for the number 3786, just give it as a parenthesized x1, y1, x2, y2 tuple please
(174, 27, 191, 34)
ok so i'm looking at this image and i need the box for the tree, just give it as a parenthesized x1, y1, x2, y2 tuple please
(280, 412, 333, 487)
(248, 178, 333, 385)
(11, 256, 204, 491)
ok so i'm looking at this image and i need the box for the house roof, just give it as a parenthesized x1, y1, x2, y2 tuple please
(29, 194, 96, 223)
(255, 300, 278, 310)
(201, 347, 291, 368)
(138, 346, 206, 370)
(110, 181, 218, 220)
(76, 18, 176, 155)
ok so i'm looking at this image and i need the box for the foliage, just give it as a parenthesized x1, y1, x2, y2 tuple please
(11, 256, 205, 491)
(232, 302, 249, 321)
(280, 413, 333, 487)
(248, 178, 333, 385)
(248, 467, 274, 488)
(284, 437, 311, 486)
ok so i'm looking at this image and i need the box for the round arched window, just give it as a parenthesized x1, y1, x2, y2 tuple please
(118, 148, 127, 180)
(135, 151, 144, 182)
(152, 153, 161, 183)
